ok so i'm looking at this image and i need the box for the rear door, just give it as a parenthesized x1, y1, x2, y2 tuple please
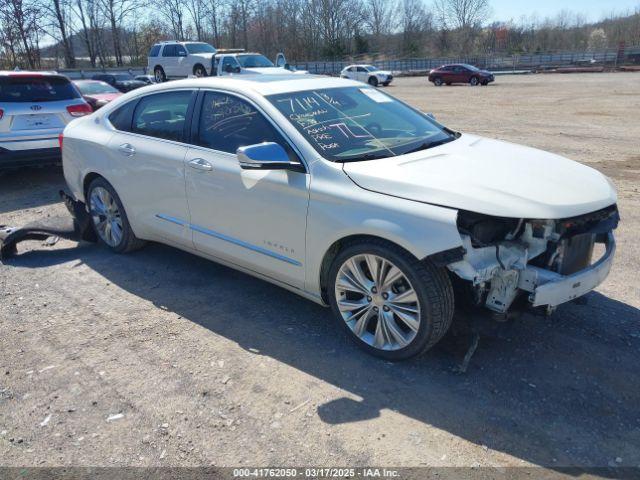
(161, 44, 177, 77)
(104, 89, 196, 247)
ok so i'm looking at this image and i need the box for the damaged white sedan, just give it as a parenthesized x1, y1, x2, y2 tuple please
(61, 75, 618, 360)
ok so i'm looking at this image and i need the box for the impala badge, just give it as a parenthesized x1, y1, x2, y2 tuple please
(30, 105, 42, 111)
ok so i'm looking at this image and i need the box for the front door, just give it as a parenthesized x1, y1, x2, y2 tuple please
(184, 90, 309, 288)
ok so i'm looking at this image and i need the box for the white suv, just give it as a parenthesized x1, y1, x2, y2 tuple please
(148, 41, 218, 81)
(148, 42, 305, 81)
(61, 75, 618, 360)
(341, 65, 393, 86)
(1, 71, 92, 169)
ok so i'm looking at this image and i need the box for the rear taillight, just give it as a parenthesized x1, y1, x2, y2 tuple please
(66, 103, 92, 117)
(58, 133, 63, 149)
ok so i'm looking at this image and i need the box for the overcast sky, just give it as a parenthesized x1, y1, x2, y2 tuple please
(489, 0, 639, 22)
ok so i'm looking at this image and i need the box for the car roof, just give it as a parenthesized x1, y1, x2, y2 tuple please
(0, 70, 65, 78)
(74, 79, 104, 83)
(125, 74, 363, 97)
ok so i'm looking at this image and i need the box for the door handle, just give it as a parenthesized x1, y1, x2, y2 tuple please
(188, 158, 213, 171)
(118, 143, 135, 156)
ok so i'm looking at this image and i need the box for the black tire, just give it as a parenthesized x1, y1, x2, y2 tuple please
(469, 76, 479, 86)
(446, 82, 452, 85)
(481, 79, 488, 86)
(86, 177, 146, 254)
(327, 239, 455, 361)
(368, 76, 379, 87)
(433, 77, 443, 86)
(193, 64, 207, 77)
(154, 66, 166, 83)
(382, 82, 390, 87)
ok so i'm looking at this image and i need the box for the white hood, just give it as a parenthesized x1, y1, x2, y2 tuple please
(343, 134, 616, 219)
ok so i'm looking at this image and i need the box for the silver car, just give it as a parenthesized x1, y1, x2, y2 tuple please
(61, 75, 618, 360)
(0, 71, 92, 169)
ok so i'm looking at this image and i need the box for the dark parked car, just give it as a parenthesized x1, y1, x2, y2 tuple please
(134, 74, 156, 85)
(91, 73, 146, 92)
(428, 64, 494, 86)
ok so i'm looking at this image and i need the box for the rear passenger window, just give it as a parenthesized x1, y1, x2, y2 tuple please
(108, 101, 137, 131)
(132, 91, 192, 141)
(197, 91, 291, 157)
(162, 45, 176, 57)
(149, 45, 161, 57)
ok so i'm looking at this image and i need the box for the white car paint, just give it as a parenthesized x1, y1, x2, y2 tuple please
(62, 74, 617, 318)
(341, 64, 393, 86)
(343, 133, 617, 219)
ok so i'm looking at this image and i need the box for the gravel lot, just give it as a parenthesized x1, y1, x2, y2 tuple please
(1, 72, 639, 471)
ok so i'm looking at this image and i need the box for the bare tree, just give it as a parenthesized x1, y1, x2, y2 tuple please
(99, 0, 141, 65)
(0, 0, 42, 68)
(44, 0, 77, 67)
(433, 0, 490, 30)
(365, 0, 395, 51)
(158, 0, 187, 40)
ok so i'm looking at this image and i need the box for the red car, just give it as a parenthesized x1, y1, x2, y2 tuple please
(428, 64, 495, 86)
(73, 80, 123, 110)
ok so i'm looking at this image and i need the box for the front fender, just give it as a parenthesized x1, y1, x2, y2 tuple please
(304, 160, 462, 297)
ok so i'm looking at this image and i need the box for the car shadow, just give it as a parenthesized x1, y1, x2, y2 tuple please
(6, 241, 640, 474)
(0, 166, 66, 214)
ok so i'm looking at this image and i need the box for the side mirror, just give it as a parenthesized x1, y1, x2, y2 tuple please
(224, 64, 234, 73)
(237, 142, 303, 172)
(284, 63, 291, 71)
(178, 50, 187, 57)
(233, 66, 241, 73)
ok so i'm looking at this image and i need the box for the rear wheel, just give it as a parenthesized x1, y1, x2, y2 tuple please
(368, 76, 379, 87)
(87, 177, 145, 253)
(154, 66, 166, 83)
(328, 240, 454, 360)
(469, 76, 479, 86)
(433, 77, 443, 86)
(193, 64, 207, 77)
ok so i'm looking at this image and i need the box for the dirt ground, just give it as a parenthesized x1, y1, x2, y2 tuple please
(1, 73, 639, 472)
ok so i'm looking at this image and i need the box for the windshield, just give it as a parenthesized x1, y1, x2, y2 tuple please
(268, 87, 456, 162)
(364, 65, 379, 72)
(185, 43, 216, 54)
(76, 81, 119, 94)
(462, 64, 480, 71)
(0, 75, 81, 102)
(113, 74, 133, 81)
(237, 54, 275, 68)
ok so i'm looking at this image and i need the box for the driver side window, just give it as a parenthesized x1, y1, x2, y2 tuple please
(196, 91, 294, 159)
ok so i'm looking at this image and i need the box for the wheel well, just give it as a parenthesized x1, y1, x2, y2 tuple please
(154, 65, 164, 72)
(83, 172, 103, 200)
(193, 63, 205, 73)
(318, 234, 416, 304)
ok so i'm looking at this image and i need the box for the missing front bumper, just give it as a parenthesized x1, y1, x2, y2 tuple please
(521, 232, 615, 307)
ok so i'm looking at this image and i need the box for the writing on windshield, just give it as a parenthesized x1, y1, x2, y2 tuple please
(268, 87, 453, 161)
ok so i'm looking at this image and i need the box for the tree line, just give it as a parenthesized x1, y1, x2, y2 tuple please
(1, 0, 639, 69)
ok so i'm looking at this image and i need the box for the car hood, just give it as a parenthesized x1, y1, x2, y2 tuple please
(342, 134, 617, 219)
(375, 70, 392, 76)
(191, 52, 215, 59)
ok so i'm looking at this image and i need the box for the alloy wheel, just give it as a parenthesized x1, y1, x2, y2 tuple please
(89, 186, 124, 247)
(334, 254, 421, 351)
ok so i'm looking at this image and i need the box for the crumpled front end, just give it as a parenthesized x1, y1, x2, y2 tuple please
(447, 205, 619, 314)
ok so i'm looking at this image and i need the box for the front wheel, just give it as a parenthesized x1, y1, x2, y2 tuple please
(194, 64, 207, 77)
(469, 76, 479, 86)
(368, 76, 379, 87)
(433, 77, 443, 86)
(87, 177, 145, 253)
(328, 240, 454, 360)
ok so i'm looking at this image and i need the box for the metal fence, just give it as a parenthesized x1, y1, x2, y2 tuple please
(292, 45, 640, 75)
(55, 45, 640, 78)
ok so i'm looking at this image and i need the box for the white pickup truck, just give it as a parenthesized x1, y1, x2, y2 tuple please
(148, 42, 306, 81)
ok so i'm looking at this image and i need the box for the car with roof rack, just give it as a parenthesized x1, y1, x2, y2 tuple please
(60, 74, 618, 360)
